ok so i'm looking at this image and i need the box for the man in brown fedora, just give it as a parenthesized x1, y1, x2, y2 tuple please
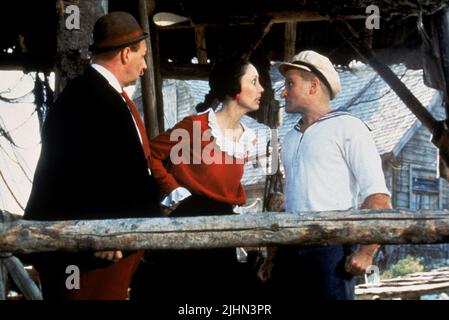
(24, 11, 160, 300)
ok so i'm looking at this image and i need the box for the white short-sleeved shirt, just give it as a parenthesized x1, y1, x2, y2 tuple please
(281, 111, 390, 213)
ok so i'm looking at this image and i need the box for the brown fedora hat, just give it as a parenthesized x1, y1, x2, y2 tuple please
(90, 11, 148, 53)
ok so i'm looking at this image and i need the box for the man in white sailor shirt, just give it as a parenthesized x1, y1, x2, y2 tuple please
(272, 50, 391, 300)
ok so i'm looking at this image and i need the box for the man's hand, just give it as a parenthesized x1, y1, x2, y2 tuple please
(344, 245, 378, 276)
(345, 193, 392, 276)
(94, 250, 123, 263)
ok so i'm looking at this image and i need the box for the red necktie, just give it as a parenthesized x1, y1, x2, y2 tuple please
(121, 90, 152, 168)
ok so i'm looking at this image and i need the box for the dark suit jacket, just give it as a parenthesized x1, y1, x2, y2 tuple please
(23, 67, 160, 268)
(25, 67, 160, 221)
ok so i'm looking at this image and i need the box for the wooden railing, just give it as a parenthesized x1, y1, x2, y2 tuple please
(1, 208, 449, 300)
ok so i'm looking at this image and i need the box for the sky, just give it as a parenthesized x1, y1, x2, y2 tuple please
(0, 71, 42, 215)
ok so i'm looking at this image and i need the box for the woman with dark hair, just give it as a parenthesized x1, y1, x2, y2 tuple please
(140, 58, 264, 299)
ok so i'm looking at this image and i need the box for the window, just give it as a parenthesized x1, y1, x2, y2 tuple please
(409, 165, 441, 210)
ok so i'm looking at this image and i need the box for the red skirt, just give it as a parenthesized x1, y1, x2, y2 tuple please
(35, 250, 143, 300)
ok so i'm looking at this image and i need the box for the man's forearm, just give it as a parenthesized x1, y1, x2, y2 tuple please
(361, 193, 392, 210)
(359, 244, 380, 255)
(359, 193, 392, 256)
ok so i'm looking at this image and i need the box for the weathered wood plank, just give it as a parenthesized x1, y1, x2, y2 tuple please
(1, 209, 449, 254)
(357, 268, 449, 299)
(357, 282, 449, 299)
(357, 279, 449, 299)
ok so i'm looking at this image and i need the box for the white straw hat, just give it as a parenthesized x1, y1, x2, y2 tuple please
(279, 50, 341, 99)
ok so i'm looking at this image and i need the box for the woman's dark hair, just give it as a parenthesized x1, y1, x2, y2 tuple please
(196, 57, 250, 112)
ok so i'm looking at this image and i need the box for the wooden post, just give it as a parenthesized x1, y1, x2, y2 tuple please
(0, 212, 12, 300)
(241, 20, 277, 126)
(284, 22, 297, 61)
(251, 53, 278, 127)
(0, 257, 6, 300)
(0, 211, 42, 300)
(433, 8, 449, 113)
(149, 19, 165, 132)
(431, 8, 449, 179)
(55, 0, 105, 96)
(194, 26, 208, 64)
(138, 0, 160, 137)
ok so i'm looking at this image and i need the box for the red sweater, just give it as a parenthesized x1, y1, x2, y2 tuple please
(150, 112, 247, 205)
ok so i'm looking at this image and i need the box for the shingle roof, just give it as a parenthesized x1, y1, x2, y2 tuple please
(160, 63, 440, 186)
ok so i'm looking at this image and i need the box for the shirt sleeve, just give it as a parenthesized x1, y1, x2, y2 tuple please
(149, 117, 193, 195)
(161, 187, 192, 208)
(341, 118, 391, 201)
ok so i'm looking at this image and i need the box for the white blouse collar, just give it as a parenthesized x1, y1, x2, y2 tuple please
(204, 108, 256, 159)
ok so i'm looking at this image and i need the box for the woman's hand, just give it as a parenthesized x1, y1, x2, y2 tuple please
(161, 206, 173, 216)
(161, 200, 182, 216)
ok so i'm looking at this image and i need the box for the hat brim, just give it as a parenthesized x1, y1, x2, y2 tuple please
(278, 62, 313, 76)
(278, 61, 338, 100)
(89, 33, 148, 53)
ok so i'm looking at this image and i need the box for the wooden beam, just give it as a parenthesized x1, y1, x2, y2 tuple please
(138, 0, 159, 137)
(335, 20, 440, 131)
(335, 20, 449, 175)
(271, 11, 366, 24)
(194, 26, 208, 64)
(363, 28, 374, 49)
(284, 22, 297, 61)
(241, 19, 274, 60)
(1, 209, 449, 254)
(156, 11, 365, 29)
(160, 62, 211, 80)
